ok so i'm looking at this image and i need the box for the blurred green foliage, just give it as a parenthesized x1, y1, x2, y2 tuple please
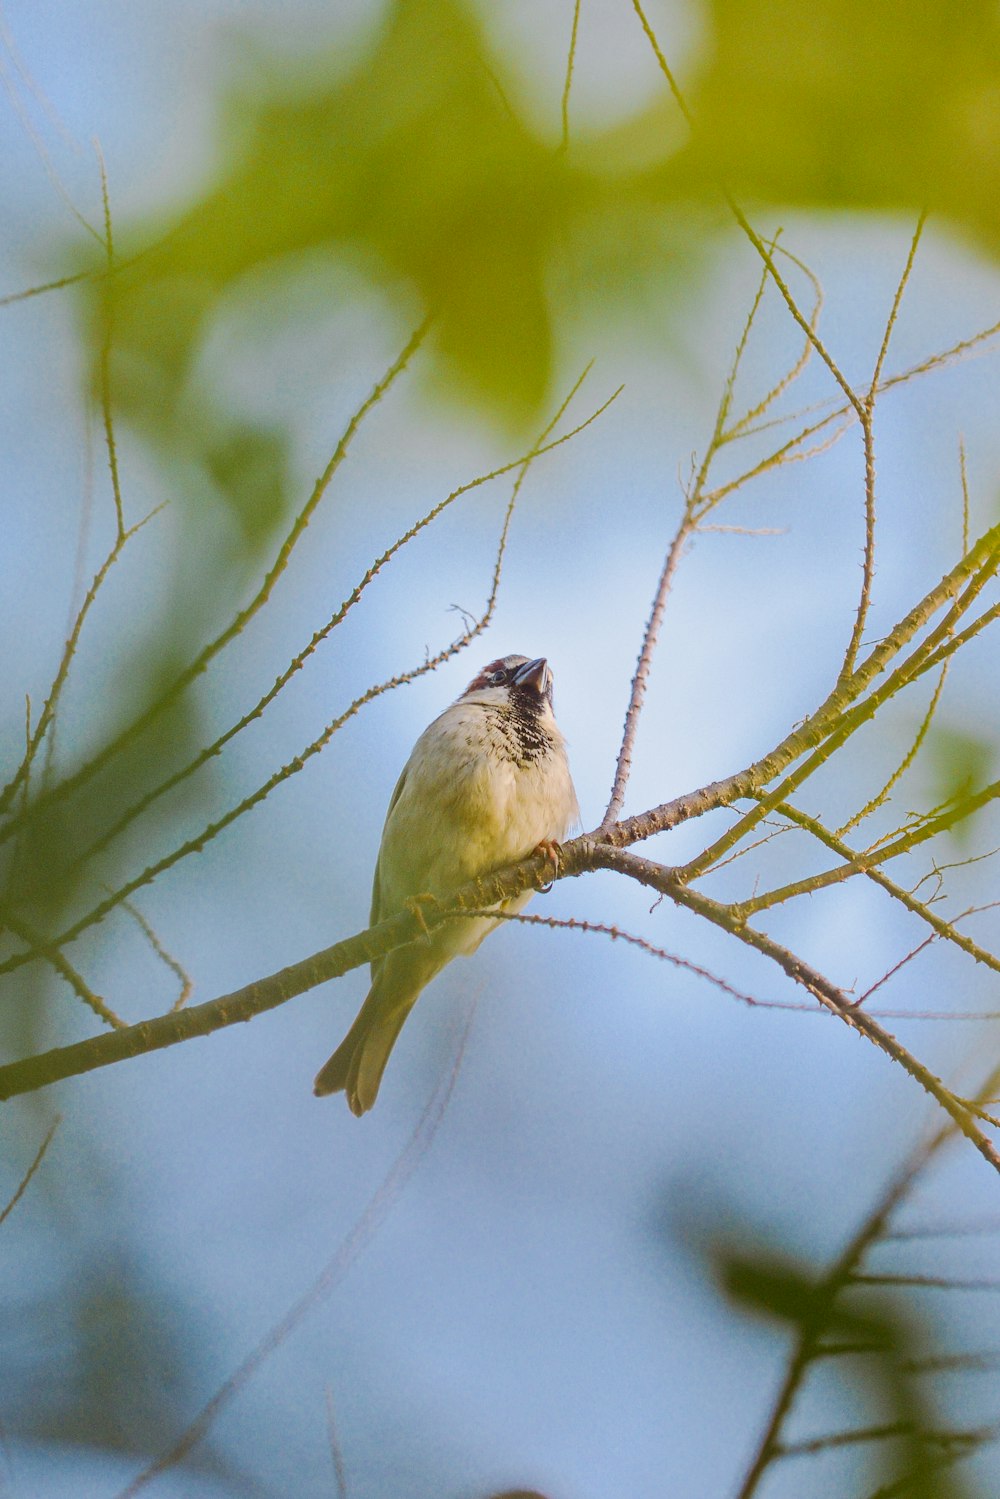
(4, 1242, 243, 1487)
(703, 1221, 986, 1498)
(678, 0, 1000, 228)
(88, 0, 1000, 466)
(5, 5, 997, 1490)
(926, 726, 994, 844)
(93, 0, 598, 444)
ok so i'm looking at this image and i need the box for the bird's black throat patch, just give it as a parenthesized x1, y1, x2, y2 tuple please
(491, 691, 553, 768)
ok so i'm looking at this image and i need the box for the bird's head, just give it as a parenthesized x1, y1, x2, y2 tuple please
(461, 654, 555, 714)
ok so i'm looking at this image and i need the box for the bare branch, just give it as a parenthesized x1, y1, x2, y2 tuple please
(96, 149, 125, 544)
(591, 845, 1000, 1174)
(0, 317, 432, 847)
(67, 366, 605, 872)
(0, 1114, 60, 1228)
(0, 505, 163, 818)
(118, 897, 193, 1012)
(7, 828, 1000, 1177)
(559, 0, 583, 153)
(114, 1006, 473, 1497)
(455, 907, 764, 1008)
(2, 911, 125, 1029)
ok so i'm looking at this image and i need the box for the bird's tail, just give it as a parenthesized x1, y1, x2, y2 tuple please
(313, 974, 419, 1115)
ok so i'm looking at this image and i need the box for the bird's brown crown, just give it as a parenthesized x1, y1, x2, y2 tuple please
(463, 655, 531, 693)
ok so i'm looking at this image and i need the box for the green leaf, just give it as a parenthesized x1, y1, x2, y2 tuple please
(927, 726, 994, 844)
(678, 0, 1000, 230)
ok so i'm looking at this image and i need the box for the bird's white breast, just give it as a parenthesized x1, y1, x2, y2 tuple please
(376, 695, 578, 924)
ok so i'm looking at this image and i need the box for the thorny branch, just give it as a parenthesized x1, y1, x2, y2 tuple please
(4, 259, 1000, 1183)
(63, 365, 611, 876)
(0, 374, 619, 985)
(601, 235, 822, 829)
(2, 11, 1000, 1228)
(4, 780, 1000, 1186)
(0, 316, 433, 843)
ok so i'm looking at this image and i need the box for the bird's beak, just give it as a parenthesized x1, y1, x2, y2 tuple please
(512, 657, 551, 695)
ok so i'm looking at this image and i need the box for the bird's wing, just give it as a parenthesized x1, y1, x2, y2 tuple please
(370, 762, 410, 928)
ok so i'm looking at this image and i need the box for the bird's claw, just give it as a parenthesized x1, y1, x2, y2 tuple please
(533, 838, 561, 892)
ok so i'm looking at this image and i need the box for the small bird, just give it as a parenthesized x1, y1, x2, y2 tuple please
(314, 654, 578, 1114)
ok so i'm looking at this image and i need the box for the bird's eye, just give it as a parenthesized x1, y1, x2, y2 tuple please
(489, 669, 506, 685)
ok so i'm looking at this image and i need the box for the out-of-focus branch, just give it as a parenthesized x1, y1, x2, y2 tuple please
(0, 1114, 61, 1227)
(0, 505, 162, 819)
(0, 317, 431, 848)
(66, 367, 611, 872)
(114, 1006, 475, 1499)
(0, 381, 621, 982)
(2, 911, 124, 1028)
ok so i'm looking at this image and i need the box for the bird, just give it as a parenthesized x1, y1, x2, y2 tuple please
(314, 654, 579, 1114)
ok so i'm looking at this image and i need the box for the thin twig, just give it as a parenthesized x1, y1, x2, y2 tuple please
(453, 908, 764, 1007)
(725, 239, 823, 440)
(838, 215, 925, 687)
(0, 267, 93, 308)
(853, 936, 937, 1007)
(559, 0, 583, 152)
(0, 319, 432, 848)
(325, 1386, 349, 1499)
(959, 439, 970, 556)
(871, 214, 927, 400)
(837, 664, 949, 838)
(118, 897, 193, 1011)
(114, 1002, 475, 1497)
(0, 1115, 60, 1227)
(601, 243, 795, 828)
(0, 505, 163, 818)
(67, 366, 604, 872)
(2, 911, 124, 1028)
(0, 383, 622, 978)
(96, 147, 124, 542)
(600, 516, 692, 828)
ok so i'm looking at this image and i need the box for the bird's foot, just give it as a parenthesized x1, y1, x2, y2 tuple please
(533, 838, 561, 891)
(405, 892, 438, 941)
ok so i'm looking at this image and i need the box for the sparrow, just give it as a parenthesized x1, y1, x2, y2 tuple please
(314, 654, 579, 1114)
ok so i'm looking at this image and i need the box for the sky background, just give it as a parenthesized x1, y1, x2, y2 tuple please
(2, 2, 1000, 1497)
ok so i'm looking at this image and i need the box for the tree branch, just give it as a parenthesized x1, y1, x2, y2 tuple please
(7, 825, 1000, 1186)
